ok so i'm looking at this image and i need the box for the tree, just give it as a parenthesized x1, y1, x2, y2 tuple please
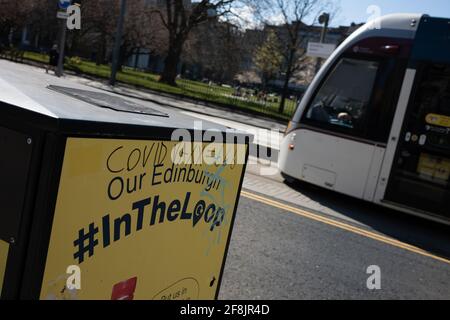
(253, 30, 283, 89)
(149, 0, 238, 86)
(252, 0, 337, 114)
(73, 0, 165, 68)
(66, 0, 118, 64)
(0, 0, 41, 45)
(120, 1, 167, 71)
(31, 0, 60, 48)
(186, 20, 244, 83)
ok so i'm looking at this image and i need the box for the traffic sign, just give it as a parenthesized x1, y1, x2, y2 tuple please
(307, 42, 336, 59)
(58, 0, 71, 10)
(56, 11, 69, 19)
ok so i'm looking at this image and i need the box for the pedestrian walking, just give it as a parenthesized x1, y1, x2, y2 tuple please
(46, 45, 59, 74)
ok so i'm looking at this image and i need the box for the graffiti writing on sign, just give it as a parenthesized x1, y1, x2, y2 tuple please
(73, 142, 232, 264)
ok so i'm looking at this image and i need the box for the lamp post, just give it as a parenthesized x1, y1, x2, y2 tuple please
(56, 18, 67, 77)
(314, 12, 330, 75)
(110, 0, 127, 86)
(55, 0, 72, 77)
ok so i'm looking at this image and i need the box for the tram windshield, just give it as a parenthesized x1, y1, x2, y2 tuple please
(305, 58, 379, 132)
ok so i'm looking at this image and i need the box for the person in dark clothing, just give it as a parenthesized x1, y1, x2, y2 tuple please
(46, 45, 59, 74)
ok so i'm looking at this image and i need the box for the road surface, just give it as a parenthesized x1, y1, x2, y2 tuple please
(219, 171, 450, 299)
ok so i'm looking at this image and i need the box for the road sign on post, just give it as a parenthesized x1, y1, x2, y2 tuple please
(58, 0, 71, 10)
(56, 18, 67, 77)
(110, 0, 127, 86)
(55, 0, 71, 77)
(56, 11, 69, 19)
(307, 42, 337, 59)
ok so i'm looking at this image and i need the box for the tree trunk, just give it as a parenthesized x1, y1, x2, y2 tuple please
(118, 45, 127, 72)
(279, 72, 290, 114)
(134, 47, 140, 70)
(159, 41, 183, 86)
(279, 51, 295, 114)
(261, 75, 267, 92)
(96, 35, 106, 66)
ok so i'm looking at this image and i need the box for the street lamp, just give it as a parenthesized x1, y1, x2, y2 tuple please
(110, 0, 127, 86)
(315, 12, 330, 75)
(318, 13, 330, 43)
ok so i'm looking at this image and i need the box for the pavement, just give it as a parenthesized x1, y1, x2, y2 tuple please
(13, 57, 288, 146)
(64, 73, 288, 131)
(3, 59, 284, 155)
(65, 74, 286, 152)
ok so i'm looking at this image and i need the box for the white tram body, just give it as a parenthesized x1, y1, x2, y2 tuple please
(279, 14, 450, 224)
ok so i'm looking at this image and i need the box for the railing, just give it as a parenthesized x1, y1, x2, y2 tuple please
(176, 78, 300, 119)
(13, 50, 300, 121)
(0, 46, 25, 62)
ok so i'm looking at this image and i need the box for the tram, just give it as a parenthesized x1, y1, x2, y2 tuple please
(279, 14, 450, 224)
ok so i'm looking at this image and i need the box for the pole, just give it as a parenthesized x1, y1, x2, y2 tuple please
(315, 13, 329, 75)
(56, 18, 67, 77)
(110, 0, 127, 86)
(8, 27, 13, 46)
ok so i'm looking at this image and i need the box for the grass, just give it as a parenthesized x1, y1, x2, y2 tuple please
(22, 51, 297, 120)
(23, 51, 49, 64)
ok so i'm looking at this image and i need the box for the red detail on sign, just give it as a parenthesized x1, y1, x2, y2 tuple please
(111, 277, 138, 300)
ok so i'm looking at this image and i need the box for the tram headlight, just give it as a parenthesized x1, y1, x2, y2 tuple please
(289, 133, 297, 150)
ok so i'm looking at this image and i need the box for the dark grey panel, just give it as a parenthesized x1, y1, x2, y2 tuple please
(412, 17, 450, 64)
(0, 126, 33, 243)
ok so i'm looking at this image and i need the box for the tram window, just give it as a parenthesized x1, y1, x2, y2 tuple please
(412, 63, 450, 120)
(305, 58, 379, 135)
(366, 58, 407, 143)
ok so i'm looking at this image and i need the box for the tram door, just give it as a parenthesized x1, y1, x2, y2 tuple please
(385, 62, 450, 219)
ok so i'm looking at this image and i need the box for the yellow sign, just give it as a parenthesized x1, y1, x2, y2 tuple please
(0, 240, 9, 293)
(417, 153, 450, 182)
(425, 114, 450, 128)
(40, 138, 246, 300)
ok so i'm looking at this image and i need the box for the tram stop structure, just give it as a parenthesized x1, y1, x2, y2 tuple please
(0, 61, 250, 300)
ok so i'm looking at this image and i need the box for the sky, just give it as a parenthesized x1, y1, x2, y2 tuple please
(335, 0, 450, 26)
(229, 0, 450, 29)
